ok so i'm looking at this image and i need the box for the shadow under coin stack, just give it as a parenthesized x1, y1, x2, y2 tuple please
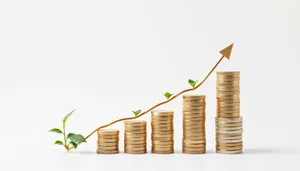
(182, 95, 206, 154)
(124, 120, 147, 154)
(97, 129, 119, 154)
(216, 71, 243, 154)
(151, 110, 174, 154)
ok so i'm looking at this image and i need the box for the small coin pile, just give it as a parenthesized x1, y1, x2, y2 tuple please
(97, 129, 119, 154)
(216, 71, 243, 154)
(151, 110, 174, 154)
(182, 95, 206, 154)
(216, 117, 243, 154)
(124, 120, 147, 154)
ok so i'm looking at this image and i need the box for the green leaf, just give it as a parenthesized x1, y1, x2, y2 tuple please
(69, 141, 78, 149)
(69, 134, 86, 143)
(49, 128, 63, 134)
(163, 92, 173, 99)
(188, 79, 198, 88)
(54, 140, 64, 145)
(132, 109, 142, 116)
(62, 109, 75, 125)
(67, 133, 76, 139)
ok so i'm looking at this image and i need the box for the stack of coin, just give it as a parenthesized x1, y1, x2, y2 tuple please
(182, 95, 206, 154)
(215, 117, 243, 154)
(216, 71, 240, 118)
(216, 71, 243, 154)
(124, 120, 147, 154)
(151, 110, 174, 154)
(97, 129, 119, 154)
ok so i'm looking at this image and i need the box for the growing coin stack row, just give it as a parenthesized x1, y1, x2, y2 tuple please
(182, 95, 206, 154)
(216, 71, 243, 154)
(97, 129, 119, 154)
(151, 110, 174, 154)
(124, 120, 147, 154)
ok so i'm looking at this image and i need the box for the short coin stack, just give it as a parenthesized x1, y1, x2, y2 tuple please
(151, 110, 174, 154)
(124, 120, 147, 154)
(182, 95, 206, 154)
(97, 129, 119, 154)
(216, 71, 243, 154)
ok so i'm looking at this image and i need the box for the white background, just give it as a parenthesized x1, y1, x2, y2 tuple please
(1, 0, 300, 170)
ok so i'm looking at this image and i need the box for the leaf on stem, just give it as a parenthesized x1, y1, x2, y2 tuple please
(188, 79, 198, 88)
(132, 109, 142, 116)
(49, 128, 63, 134)
(163, 92, 173, 99)
(70, 141, 78, 149)
(62, 109, 75, 125)
(69, 134, 86, 143)
(67, 133, 75, 139)
(54, 140, 64, 145)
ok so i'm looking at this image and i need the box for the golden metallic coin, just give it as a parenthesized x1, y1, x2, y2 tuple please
(98, 139, 119, 143)
(152, 133, 173, 137)
(216, 139, 242, 143)
(151, 110, 174, 116)
(183, 139, 206, 143)
(183, 136, 205, 140)
(216, 117, 243, 121)
(98, 129, 119, 135)
(151, 146, 174, 150)
(216, 149, 242, 154)
(97, 141, 118, 146)
(216, 124, 243, 128)
(183, 94, 206, 99)
(216, 126, 242, 131)
(124, 120, 146, 124)
(125, 150, 147, 154)
(184, 132, 206, 137)
(182, 150, 206, 154)
(216, 130, 243, 134)
(217, 71, 240, 75)
(97, 150, 119, 154)
(216, 134, 243, 139)
(216, 142, 243, 147)
(216, 146, 243, 151)
(152, 140, 174, 144)
(125, 144, 147, 148)
(99, 146, 119, 150)
(151, 150, 174, 154)
(151, 136, 173, 140)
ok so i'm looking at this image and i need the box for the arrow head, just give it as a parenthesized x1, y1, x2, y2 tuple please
(219, 43, 234, 60)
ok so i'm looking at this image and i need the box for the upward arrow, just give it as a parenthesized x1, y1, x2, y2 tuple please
(67, 43, 234, 151)
(219, 43, 234, 60)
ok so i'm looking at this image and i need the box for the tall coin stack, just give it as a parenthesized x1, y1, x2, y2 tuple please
(124, 120, 147, 154)
(151, 110, 174, 154)
(97, 129, 119, 154)
(216, 71, 243, 154)
(182, 95, 206, 154)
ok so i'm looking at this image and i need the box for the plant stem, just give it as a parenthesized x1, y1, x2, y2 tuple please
(63, 123, 69, 151)
(67, 56, 225, 151)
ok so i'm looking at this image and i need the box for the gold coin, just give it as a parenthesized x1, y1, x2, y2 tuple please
(124, 120, 146, 124)
(98, 129, 119, 135)
(152, 137, 173, 141)
(152, 140, 174, 144)
(182, 150, 206, 154)
(217, 71, 240, 75)
(216, 142, 243, 147)
(151, 110, 174, 116)
(184, 132, 206, 137)
(99, 146, 119, 151)
(97, 141, 119, 146)
(216, 126, 242, 130)
(151, 150, 174, 154)
(97, 150, 119, 154)
(152, 133, 173, 138)
(216, 123, 243, 128)
(216, 139, 242, 143)
(216, 146, 243, 151)
(216, 117, 243, 121)
(183, 94, 206, 99)
(124, 150, 147, 154)
(151, 146, 174, 150)
(216, 134, 243, 139)
(125, 144, 147, 148)
(216, 149, 242, 154)
(98, 139, 119, 143)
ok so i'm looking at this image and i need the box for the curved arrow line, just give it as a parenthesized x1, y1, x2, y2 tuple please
(68, 55, 225, 151)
